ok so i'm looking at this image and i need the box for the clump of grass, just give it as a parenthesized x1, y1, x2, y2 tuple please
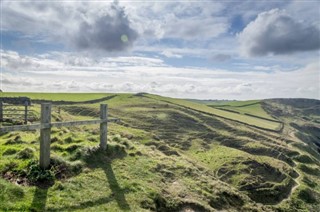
(64, 136, 74, 143)
(302, 177, 317, 188)
(112, 134, 122, 142)
(69, 146, 99, 161)
(120, 131, 134, 140)
(87, 136, 97, 142)
(208, 191, 245, 210)
(298, 188, 317, 204)
(4, 136, 24, 145)
(65, 144, 81, 152)
(294, 155, 315, 164)
(25, 157, 84, 185)
(26, 160, 55, 184)
(120, 138, 131, 149)
(1, 161, 18, 174)
(51, 144, 64, 152)
(16, 147, 34, 159)
(50, 156, 83, 178)
(52, 181, 65, 191)
(106, 143, 126, 158)
(299, 164, 320, 176)
(2, 148, 18, 156)
(51, 136, 62, 144)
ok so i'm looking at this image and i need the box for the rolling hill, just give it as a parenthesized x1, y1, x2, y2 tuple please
(0, 93, 319, 211)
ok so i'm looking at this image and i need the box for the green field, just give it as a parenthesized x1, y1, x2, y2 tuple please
(209, 101, 278, 121)
(0, 93, 319, 211)
(147, 94, 281, 131)
(0, 92, 115, 102)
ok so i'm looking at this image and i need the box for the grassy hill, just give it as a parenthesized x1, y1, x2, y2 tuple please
(0, 93, 319, 211)
(208, 100, 278, 121)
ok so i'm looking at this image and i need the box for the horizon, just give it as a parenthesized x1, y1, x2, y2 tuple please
(1, 1, 319, 100)
(1, 91, 319, 101)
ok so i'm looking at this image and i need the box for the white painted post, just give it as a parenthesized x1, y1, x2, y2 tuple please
(100, 104, 108, 150)
(40, 103, 51, 169)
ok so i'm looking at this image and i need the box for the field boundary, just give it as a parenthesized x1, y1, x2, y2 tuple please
(0, 103, 119, 169)
(31, 94, 117, 105)
(146, 95, 284, 132)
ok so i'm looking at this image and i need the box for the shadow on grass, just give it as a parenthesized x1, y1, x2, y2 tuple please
(30, 187, 48, 212)
(103, 162, 131, 210)
(85, 147, 131, 211)
(47, 146, 131, 211)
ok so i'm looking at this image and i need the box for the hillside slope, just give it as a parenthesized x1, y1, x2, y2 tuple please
(0, 93, 319, 211)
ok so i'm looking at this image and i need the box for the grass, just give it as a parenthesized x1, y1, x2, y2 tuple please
(0, 92, 319, 211)
(218, 100, 261, 107)
(0, 92, 115, 102)
(146, 94, 281, 130)
(210, 102, 277, 120)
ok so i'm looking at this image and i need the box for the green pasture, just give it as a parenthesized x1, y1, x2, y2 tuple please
(146, 94, 281, 131)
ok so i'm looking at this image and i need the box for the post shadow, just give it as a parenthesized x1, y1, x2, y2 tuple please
(44, 148, 131, 211)
(83, 148, 131, 211)
(30, 186, 48, 212)
(103, 162, 131, 211)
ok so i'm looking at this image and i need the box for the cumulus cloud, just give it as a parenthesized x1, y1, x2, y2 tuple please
(73, 3, 138, 51)
(1, 1, 228, 53)
(2, 1, 138, 52)
(95, 2, 227, 40)
(238, 9, 320, 56)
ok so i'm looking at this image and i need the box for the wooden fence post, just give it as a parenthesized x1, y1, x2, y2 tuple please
(100, 104, 108, 150)
(0, 101, 3, 121)
(24, 101, 28, 124)
(40, 103, 51, 169)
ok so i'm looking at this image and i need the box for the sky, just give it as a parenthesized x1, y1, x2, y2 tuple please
(0, 0, 319, 100)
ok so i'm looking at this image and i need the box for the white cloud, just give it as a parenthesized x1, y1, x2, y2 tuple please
(2, 1, 138, 52)
(238, 9, 320, 57)
(1, 2, 319, 100)
(1, 50, 319, 100)
(161, 50, 182, 58)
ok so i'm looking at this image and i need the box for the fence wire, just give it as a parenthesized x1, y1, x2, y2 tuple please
(0, 103, 102, 126)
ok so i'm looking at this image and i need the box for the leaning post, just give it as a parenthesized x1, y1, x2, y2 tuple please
(100, 104, 108, 150)
(40, 103, 51, 169)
